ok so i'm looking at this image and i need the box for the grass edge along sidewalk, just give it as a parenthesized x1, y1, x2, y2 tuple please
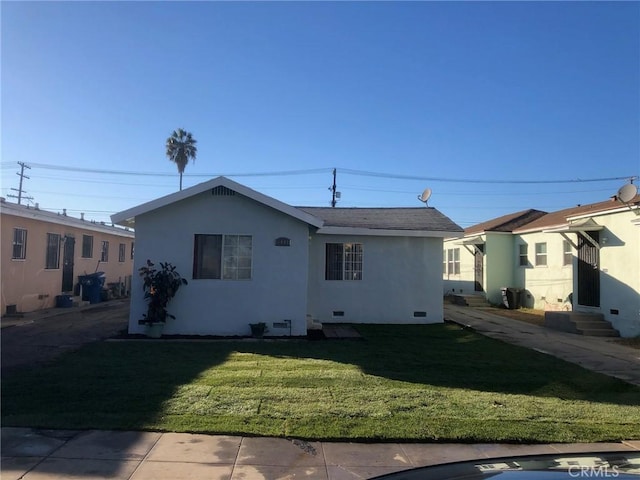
(2, 324, 640, 443)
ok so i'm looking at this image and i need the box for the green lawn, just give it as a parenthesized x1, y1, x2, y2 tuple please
(3, 324, 640, 443)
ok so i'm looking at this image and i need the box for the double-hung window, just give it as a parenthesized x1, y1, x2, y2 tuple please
(562, 240, 572, 266)
(12, 228, 27, 259)
(193, 234, 252, 280)
(535, 242, 547, 266)
(118, 243, 126, 263)
(46, 233, 61, 269)
(519, 244, 528, 267)
(325, 243, 363, 280)
(446, 248, 460, 275)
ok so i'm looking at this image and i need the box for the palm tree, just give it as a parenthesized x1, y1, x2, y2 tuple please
(166, 128, 197, 191)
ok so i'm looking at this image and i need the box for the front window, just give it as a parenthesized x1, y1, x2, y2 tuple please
(46, 233, 61, 269)
(12, 228, 27, 259)
(193, 234, 252, 280)
(325, 243, 363, 280)
(535, 242, 547, 266)
(519, 244, 528, 267)
(101, 241, 109, 262)
(118, 243, 126, 263)
(82, 235, 93, 258)
(563, 240, 572, 266)
(446, 248, 460, 275)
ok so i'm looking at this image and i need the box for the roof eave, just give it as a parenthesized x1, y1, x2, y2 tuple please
(315, 226, 463, 238)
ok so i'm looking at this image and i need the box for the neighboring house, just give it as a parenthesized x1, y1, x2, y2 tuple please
(111, 177, 463, 337)
(513, 196, 640, 338)
(2, 198, 135, 314)
(444, 195, 640, 337)
(443, 209, 547, 305)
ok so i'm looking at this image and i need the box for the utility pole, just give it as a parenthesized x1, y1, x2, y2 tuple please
(329, 168, 337, 207)
(7, 162, 33, 205)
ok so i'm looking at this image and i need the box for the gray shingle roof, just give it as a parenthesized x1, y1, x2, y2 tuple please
(297, 207, 463, 233)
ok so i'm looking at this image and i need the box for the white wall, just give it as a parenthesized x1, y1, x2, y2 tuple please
(514, 231, 573, 310)
(578, 210, 640, 337)
(129, 191, 311, 336)
(442, 241, 478, 295)
(308, 234, 444, 324)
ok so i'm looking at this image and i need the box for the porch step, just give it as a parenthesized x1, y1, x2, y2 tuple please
(450, 294, 489, 308)
(544, 311, 619, 337)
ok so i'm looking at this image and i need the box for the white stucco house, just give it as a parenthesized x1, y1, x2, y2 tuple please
(443, 209, 547, 305)
(112, 177, 463, 337)
(443, 194, 640, 337)
(513, 196, 640, 338)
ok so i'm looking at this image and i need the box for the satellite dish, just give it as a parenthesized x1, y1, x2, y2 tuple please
(617, 183, 638, 204)
(418, 188, 432, 206)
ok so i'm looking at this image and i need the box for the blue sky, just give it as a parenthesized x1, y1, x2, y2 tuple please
(2, 1, 638, 227)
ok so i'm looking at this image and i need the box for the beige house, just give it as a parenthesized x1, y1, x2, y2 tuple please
(2, 198, 135, 314)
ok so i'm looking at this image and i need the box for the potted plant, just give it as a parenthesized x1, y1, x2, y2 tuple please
(249, 322, 268, 339)
(138, 260, 188, 338)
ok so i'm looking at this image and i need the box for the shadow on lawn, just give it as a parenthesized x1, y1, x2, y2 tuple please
(2, 323, 639, 478)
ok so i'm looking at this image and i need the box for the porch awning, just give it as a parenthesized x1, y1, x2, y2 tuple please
(453, 235, 485, 246)
(542, 218, 604, 234)
(543, 218, 604, 249)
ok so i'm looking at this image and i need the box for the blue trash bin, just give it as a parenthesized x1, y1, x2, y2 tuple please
(79, 272, 106, 304)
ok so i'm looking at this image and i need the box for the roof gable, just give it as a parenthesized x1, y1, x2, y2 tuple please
(111, 177, 323, 228)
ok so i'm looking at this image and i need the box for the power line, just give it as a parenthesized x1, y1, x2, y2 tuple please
(24, 163, 332, 178)
(14, 162, 638, 184)
(339, 168, 638, 185)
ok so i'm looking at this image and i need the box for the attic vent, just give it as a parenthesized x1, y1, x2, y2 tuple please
(211, 186, 235, 196)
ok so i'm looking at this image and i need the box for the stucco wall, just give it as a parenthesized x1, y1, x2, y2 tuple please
(578, 210, 640, 337)
(514, 231, 573, 310)
(484, 233, 515, 305)
(442, 241, 477, 295)
(2, 211, 134, 313)
(308, 234, 444, 324)
(129, 191, 310, 336)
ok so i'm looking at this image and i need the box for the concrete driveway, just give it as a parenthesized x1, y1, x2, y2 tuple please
(1, 299, 130, 375)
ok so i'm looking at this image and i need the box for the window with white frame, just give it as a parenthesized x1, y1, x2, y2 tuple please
(12, 228, 27, 260)
(82, 235, 93, 258)
(446, 248, 460, 275)
(45, 233, 61, 269)
(519, 244, 528, 266)
(118, 243, 126, 263)
(562, 240, 572, 266)
(101, 241, 109, 262)
(535, 242, 547, 266)
(131, 242, 135, 260)
(443, 250, 446, 275)
(325, 243, 363, 280)
(193, 234, 252, 280)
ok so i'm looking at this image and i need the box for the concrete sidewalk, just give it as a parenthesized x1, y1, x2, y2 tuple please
(2, 428, 639, 480)
(444, 304, 640, 386)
